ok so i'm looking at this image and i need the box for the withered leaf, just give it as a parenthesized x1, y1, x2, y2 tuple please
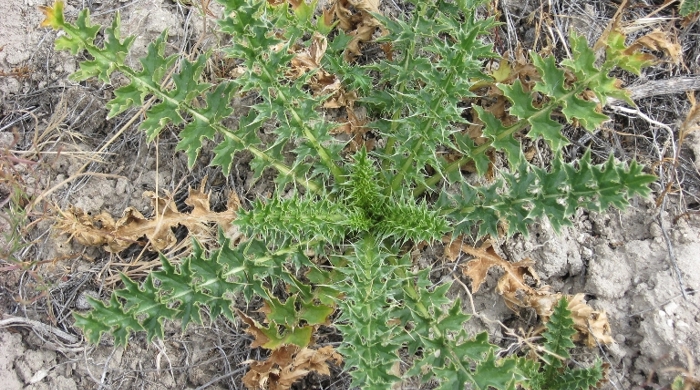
(459, 242, 538, 295)
(328, 0, 384, 61)
(242, 343, 342, 390)
(455, 238, 613, 346)
(238, 310, 272, 349)
(629, 29, 682, 64)
(54, 180, 239, 253)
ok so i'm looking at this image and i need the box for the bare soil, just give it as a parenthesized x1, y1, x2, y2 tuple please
(1, 0, 699, 389)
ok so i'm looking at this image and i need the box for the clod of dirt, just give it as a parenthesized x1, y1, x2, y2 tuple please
(0, 332, 23, 389)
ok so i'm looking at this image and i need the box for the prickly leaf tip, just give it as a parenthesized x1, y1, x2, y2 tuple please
(39, 1, 65, 29)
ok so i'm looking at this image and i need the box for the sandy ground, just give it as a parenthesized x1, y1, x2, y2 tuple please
(1, 0, 699, 389)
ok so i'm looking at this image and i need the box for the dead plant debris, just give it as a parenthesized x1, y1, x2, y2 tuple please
(446, 237, 614, 346)
(53, 179, 239, 253)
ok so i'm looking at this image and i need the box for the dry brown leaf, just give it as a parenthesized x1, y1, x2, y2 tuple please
(292, 346, 342, 377)
(330, 104, 371, 151)
(238, 310, 272, 349)
(630, 29, 682, 64)
(239, 309, 342, 390)
(459, 242, 538, 295)
(55, 179, 239, 252)
(566, 294, 615, 345)
(243, 345, 297, 390)
(242, 343, 342, 390)
(345, 24, 378, 59)
(328, 0, 384, 61)
(348, 0, 379, 14)
(455, 239, 613, 346)
(285, 32, 355, 109)
(289, 32, 327, 77)
(273, 366, 309, 390)
(443, 237, 463, 262)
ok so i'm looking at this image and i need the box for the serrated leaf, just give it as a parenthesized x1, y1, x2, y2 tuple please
(563, 33, 630, 105)
(472, 352, 520, 390)
(136, 32, 176, 82)
(475, 106, 522, 166)
(141, 100, 183, 140)
(240, 310, 314, 350)
(557, 360, 605, 390)
(115, 275, 177, 342)
(528, 108, 568, 150)
(154, 255, 210, 331)
(73, 294, 143, 345)
(605, 31, 656, 76)
(450, 133, 488, 178)
(187, 240, 237, 321)
(171, 55, 210, 102)
(532, 53, 610, 132)
(532, 54, 569, 98)
(39, 1, 66, 29)
(453, 332, 493, 362)
(53, 10, 100, 55)
(264, 295, 299, 326)
(108, 82, 145, 118)
(61, 12, 133, 83)
(542, 297, 576, 368)
(499, 79, 538, 118)
(561, 96, 609, 131)
(107, 33, 176, 118)
(299, 301, 334, 326)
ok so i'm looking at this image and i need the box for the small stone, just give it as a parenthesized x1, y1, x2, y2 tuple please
(649, 222, 662, 238)
(75, 290, 99, 310)
(663, 301, 678, 316)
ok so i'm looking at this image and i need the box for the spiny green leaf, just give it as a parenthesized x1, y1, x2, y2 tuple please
(562, 33, 631, 105)
(499, 79, 538, 118)
(557, 360, 606, 390)
(542, 296, 576, 368)
(236, 195, 353, 244)
(528, 108, 568, 150)
(53, 9, 99, 55)
(264, 295, 299, 325)
(153, 254, 211, 332)
(73, 294, 143, 346)
(107, 32, 176, 118)
(261, 322, 314, 350)
(472, 352, 521, 390)
(474, 106, 523, 166)
(445, 154, 654, 238)
(452, 332, 493, 364)
(114, 275, 177, 342)
(605, 31, 656, 75)
(177, 82, 236, 166)
(299, 301, 335, 325)
(171, 55, 210, 102)
(532, 53, 610, 132)
(140, 100, 183, 140)
(531, 54, 569, 97)
(186, 239, 237, 321)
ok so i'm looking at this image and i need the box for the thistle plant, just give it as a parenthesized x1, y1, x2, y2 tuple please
(42, 0, 656, 388)
(519, 297, 606, 390)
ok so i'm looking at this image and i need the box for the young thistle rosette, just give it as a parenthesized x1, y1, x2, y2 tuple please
(41, 0, 658, 389)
